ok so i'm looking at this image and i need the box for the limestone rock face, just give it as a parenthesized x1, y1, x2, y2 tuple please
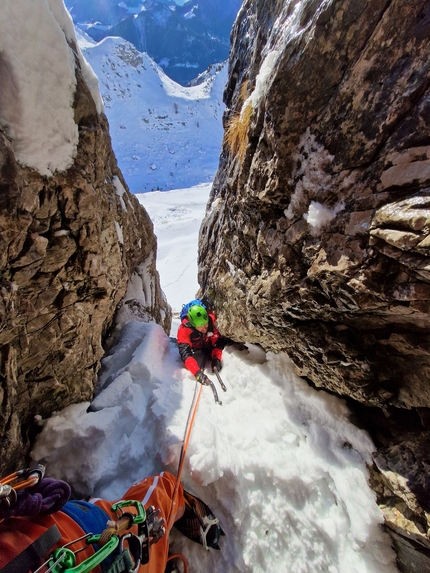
(0, 56, 171, 473)
(201, 0, 430, 410)
(198, 0, 430, 568)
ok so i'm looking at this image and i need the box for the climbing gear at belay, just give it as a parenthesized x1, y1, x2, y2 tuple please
(0, 464, 166, 573)
(40, 531, 120, 573)
(98, 499, 165, 571)
(1, 464, 45, 493)
(32, 500, 163, 573)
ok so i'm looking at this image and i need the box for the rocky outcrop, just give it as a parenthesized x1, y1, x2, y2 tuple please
(198, 0, 430, 570)
(0, 48, 170, 473)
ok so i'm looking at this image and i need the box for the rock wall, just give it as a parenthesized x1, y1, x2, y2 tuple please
(0, 49, 171, 474)
(198, 0, 430, 569)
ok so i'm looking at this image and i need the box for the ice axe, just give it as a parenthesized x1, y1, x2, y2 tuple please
(213, 367, 227, 392)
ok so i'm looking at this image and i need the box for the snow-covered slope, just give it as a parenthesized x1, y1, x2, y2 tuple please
(137, 183, 211, 331)
(78, 33, 227, 193)
(31, 187, 399, 573)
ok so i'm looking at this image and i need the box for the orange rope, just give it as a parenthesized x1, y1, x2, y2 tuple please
(166, 553, 189, 573)
(167, 382, 203, 532)
(99, 514, 132, 546)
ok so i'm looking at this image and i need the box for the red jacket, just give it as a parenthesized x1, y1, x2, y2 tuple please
(177, 312, 223, 375)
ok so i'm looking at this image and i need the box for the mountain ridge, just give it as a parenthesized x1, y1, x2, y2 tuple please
(78, 31, 227, 193)
(65, 0, 242, 85)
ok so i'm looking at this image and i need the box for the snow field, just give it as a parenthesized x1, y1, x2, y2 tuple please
(32, 321, 397, 573)
(136, 183, 211, 331)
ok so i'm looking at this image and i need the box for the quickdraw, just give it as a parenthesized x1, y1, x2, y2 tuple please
(0, 464, 45, 510)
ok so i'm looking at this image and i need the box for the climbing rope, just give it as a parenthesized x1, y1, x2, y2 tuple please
(166, 553, 189, 573)
(99, 514, 133, 546)
(164, 381, 203, 573)
(166, 381, 203, 533)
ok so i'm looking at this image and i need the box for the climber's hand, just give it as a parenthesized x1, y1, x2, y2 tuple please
(195, 370, 210, 386)
(211, 358, 222, 373)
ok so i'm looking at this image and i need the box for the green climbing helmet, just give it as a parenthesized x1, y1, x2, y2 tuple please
(188, 304, 209, 328)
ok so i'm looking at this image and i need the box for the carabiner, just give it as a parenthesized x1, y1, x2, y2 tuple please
(0, 483, 17, 509)
(0, 464, 45, 491)
(111, 500, 146, 525)
(119, 533, 141, 573)
(48, 534, 119, 573)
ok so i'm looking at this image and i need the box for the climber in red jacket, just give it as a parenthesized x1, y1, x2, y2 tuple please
(177, 303, 225, 386)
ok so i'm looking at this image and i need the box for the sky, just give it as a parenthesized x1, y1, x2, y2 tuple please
(31, 184, 399, 573)
(1, 1, 398, 571)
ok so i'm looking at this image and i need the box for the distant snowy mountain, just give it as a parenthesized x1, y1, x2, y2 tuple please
(78, 32, 227, 193)
(66, 0, 242, 85)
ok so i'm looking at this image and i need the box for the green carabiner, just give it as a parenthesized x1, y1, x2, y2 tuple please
(49, 534, 119, 573)
(111, 500, 146, 525)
